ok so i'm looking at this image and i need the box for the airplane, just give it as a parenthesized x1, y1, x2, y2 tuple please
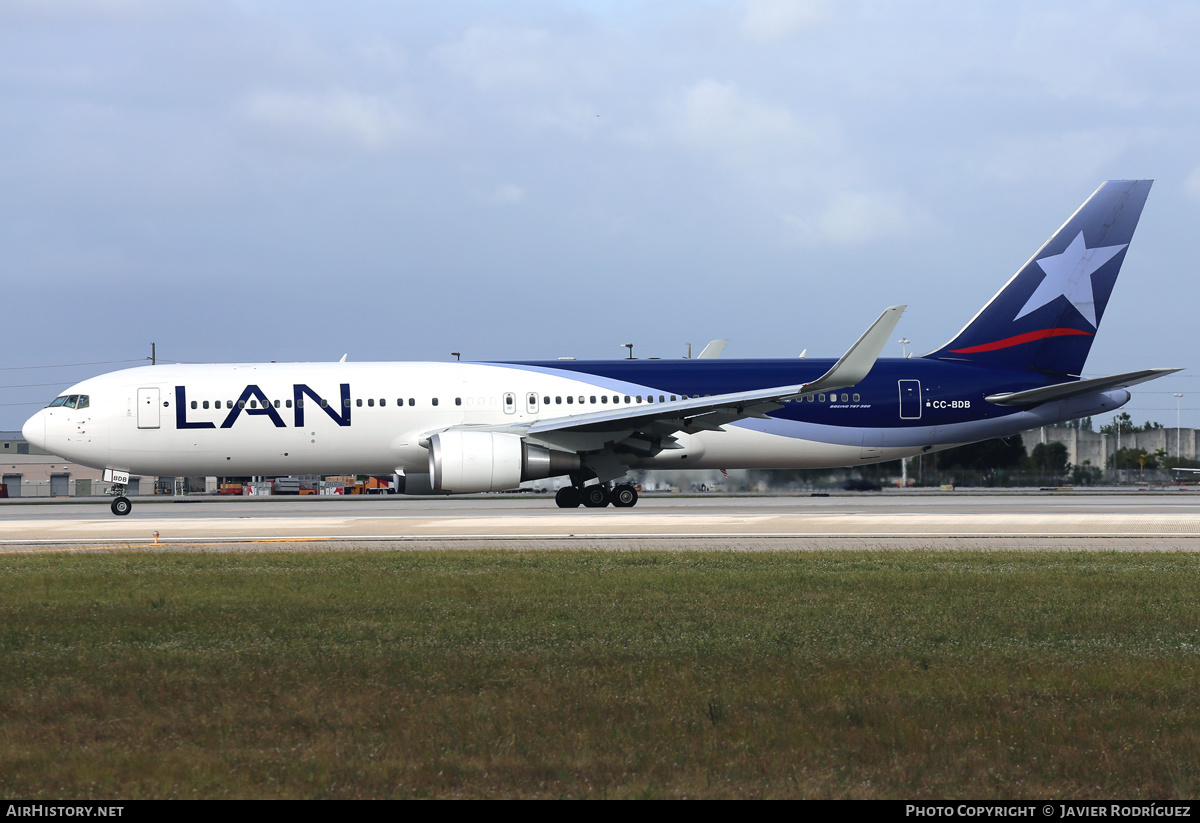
(22, 179, 1179, 516)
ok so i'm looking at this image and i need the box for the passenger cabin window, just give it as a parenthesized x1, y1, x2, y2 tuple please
(455, 397, 462, 406)
(408, 398, 415, 406)
(841, 393, 849, 402)
(852, 393, 860, 403)
(819, 394, 826, 402)
(344, 399, 351, 408)
(432, 398, 438, 406)
(191, 401, 198, 409)
(367, 399, 374, 407)
(286, 400, 292, 408)
(273, 400, 280, 408)
(380, 399, 386, 407)
(203, 401, 209, 409)
(356, 399, 363, 408)
(567, 397, 573, 404)
(601, 396, 608, 404)
(239, 401, 247, 409)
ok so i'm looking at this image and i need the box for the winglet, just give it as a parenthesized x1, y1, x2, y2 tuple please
(797, 305, 906, 395)
(697, 339, 727, 359)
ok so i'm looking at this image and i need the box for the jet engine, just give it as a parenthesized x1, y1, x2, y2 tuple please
(429, 431, 580, 493)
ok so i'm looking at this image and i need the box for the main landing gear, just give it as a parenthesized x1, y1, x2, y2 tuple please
(109, 483, 132, 516)
(555, 483, 638, 509)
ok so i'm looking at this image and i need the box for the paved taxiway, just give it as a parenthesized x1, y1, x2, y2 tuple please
(4, 492, 1200, 553)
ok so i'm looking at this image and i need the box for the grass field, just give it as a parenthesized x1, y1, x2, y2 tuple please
(2, 549, 1200, 799)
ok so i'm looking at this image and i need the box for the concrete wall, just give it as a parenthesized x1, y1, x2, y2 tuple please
(1021, 426, 1199, 468)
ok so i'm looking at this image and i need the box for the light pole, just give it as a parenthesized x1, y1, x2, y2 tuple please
(1175, 393, 1184, 459)
(622, 344, 634, 360)
(898, 337, 910, 358)
(451, 352, 461, 361)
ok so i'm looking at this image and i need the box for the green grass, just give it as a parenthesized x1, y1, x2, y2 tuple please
(2, 550, 1200, 798)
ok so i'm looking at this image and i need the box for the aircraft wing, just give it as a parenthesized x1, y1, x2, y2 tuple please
(984, 368, 1181, 407)
(482, 306, 904, 466)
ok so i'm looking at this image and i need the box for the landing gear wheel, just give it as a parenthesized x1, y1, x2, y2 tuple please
(581, 486, 610, 508)
(110, 496, 132, 516)
(611, 484, 638, 508)
(555, 486, 582, 508)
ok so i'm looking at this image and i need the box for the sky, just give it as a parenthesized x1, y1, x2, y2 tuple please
(3, 0, 1200, 432)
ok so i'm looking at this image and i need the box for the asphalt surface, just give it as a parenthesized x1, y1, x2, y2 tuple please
(4, 490, 1200, 553)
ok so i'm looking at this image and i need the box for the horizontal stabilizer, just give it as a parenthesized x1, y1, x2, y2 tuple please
(985, 368, 1181, 407)
(801, 305, 906, 395)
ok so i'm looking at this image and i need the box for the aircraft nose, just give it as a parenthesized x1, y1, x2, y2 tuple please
(21, 410, 45, 451)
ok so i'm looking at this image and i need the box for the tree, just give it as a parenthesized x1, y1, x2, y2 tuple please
(1100, 413, 1164, 435)
(1100, 412, 1134, 435)
(1028, 442, 1069, 477)
(1109, 447, 1156, 470)
(1071, 459, 1102, 485)
(932, 436, 1026, 471)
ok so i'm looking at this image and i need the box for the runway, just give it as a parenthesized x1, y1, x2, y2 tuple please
(4, 491, 1200, 553)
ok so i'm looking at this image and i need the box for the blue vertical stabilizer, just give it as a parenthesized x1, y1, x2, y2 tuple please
(926, 179, 1152, 377)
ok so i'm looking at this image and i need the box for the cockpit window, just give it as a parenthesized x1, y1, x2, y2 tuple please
(46, 394, 89, 409)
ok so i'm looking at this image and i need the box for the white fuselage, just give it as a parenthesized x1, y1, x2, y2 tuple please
(23, 362, 912, 478)
(22, 360, 1129, 483)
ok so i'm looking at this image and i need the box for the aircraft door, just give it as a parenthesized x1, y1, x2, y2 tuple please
(526, 392, 540, 414)
(137, 387, 161, 429)
(503, 392, 516, 414)
(899, 380, 922, 420)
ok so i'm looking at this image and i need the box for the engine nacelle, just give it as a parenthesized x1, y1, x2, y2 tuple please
(429, 431, 580, 493)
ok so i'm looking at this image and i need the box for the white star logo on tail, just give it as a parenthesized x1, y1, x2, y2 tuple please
(1014, 231, 1127, 328)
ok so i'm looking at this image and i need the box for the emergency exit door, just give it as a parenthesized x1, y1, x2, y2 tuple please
(137, 387, 161, 429)
(899, 380, 922, 420)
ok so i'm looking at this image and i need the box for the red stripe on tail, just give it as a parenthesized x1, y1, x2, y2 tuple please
(949, 327, 1092, 354)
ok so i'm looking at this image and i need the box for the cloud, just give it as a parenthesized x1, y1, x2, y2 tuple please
(975, 129, 1138, 186)
(669, 79, 829, 166)
(491, 184, 527, 205)
(242, 88, 426, 151)
(740, 0, 829, 43)
(784, 190, 935, 246)
(1185, 167, 1200, 203)
(435, 26, 562, 91)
